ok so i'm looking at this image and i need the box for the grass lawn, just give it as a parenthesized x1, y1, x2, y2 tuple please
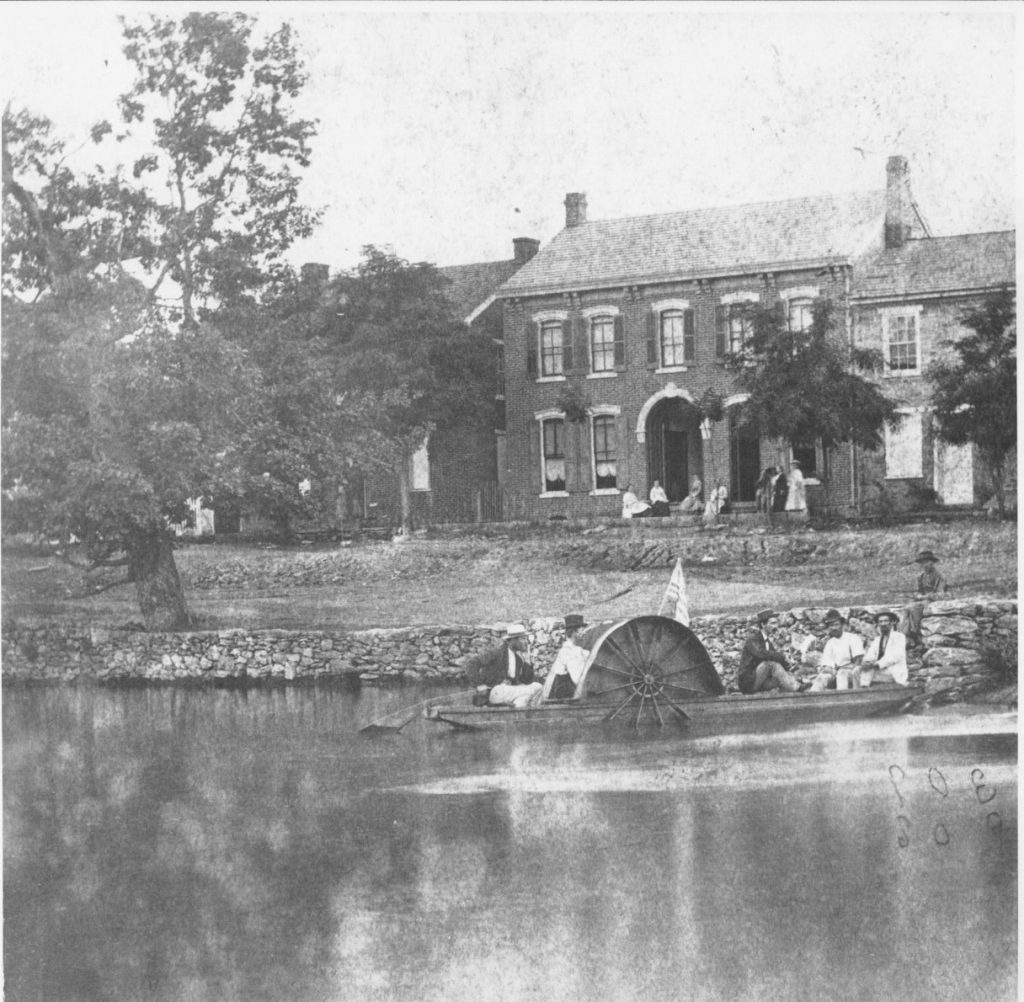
(3, 520, 1016, 631)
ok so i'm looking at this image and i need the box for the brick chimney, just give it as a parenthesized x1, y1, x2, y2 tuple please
(513, 237, 540, 265)
(885, 156, 912, 249)
(564, 192, 587, 228)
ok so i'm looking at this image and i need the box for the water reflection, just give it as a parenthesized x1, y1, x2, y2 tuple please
(4, 685, 1016, 1002)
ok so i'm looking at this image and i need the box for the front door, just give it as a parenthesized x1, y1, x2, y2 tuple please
(729, 411, 761, 503)
(646, 398, 703, 502)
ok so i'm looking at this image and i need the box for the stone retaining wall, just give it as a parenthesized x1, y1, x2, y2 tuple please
(2, 598, 1015, 698)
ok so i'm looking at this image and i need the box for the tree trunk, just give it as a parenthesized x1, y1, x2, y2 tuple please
(129, 528, 191, 631)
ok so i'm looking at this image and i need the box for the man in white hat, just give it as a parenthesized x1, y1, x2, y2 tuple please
(860, 611, 908, 686)
(470, 624, 544, 709)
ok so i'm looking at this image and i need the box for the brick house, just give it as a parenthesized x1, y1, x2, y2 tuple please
(492, 158, 1014, 521)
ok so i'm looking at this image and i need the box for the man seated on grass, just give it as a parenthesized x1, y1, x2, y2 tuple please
(470, 624, 544, 709)
(860, 610, 908, 686)
(808, 609, 864, 691)
(737, 609, 802, 694)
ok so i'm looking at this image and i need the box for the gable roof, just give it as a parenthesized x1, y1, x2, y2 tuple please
(498, 189, 887, 297)
(440, 258, 521, 322)
(852, 231, 1015, 301)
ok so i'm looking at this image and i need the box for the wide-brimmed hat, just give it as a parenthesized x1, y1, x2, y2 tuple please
(823, 608, 845, 625)
(755, 609, 776, 624)
(914, 550, 939, 564)
(505, 623, 527, 638)
(564, 614, 587, 631)
(874, 610, 898, 624)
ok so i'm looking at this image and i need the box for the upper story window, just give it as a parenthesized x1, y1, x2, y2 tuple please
(715, 292, 758, 357)
(591, 413, 618, 490)
(647, 300, 694, 369)
(661, 310, 695, 366)
(527, 312, 569, 380)
(588, 316, 616, 372)
(779, 286, 819, 334)
(788, 298, 815, 333)
(882, 309, 921, 375)
(540, 321, 564, 377)
(541, 417, 566, 492)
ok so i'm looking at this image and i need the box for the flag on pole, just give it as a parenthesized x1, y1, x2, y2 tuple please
(660, 558, 690, 626)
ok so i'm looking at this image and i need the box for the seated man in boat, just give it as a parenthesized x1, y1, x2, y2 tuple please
(542, 614, 590, 701)
(470, 624, 544, 709)
(808, 609, 864, 691)
(737, 609, 803, 694)
(859, 610, 908, 687)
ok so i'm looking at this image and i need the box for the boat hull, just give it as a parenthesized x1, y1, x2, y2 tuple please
(424, 684, 924, 735)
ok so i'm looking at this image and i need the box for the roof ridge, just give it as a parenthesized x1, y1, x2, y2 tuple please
(575, 187, 885, 228)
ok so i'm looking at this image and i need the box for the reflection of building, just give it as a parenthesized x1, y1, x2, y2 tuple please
(493, 159, 1015, 520)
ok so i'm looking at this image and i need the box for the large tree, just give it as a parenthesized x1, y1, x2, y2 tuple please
(326, 246, 498, 531)
(727, 299, 900, 509)
(2, 13, 322, 628)
(928, 287, 1016, 519)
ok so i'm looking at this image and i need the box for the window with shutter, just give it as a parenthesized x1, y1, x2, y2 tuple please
(540, 321, 564, 377)
(660, 310, 689, 367)
(541, 418, 566, 492)
(592, 414, 618, 489)
(613, 314, 625, 368)
(646, 310, 659, 367)
(590, 315, 617, 373)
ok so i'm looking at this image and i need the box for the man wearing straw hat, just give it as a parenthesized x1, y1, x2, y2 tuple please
(473, 624, 544, 709)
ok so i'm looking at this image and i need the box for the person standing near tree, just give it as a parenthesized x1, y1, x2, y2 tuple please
(785, 460, 807, 515)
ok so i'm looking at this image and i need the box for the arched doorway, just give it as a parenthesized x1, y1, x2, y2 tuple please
(646, 398, 704, 502)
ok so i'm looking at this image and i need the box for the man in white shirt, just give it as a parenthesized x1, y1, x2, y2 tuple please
(860, 610, 908, 686)
(542, 614, 590, 700)
(809, 608, 864, 691)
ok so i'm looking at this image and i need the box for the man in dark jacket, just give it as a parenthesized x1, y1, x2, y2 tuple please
(469, 624, 543, 708)
(737, 609, 802, 694)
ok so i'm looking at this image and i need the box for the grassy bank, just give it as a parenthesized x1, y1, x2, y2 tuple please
(2, 519, 1016, 631)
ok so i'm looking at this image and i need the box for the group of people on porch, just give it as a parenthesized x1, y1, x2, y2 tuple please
(621, 461, 807, 521)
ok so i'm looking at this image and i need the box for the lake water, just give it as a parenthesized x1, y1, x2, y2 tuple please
(3, 684, 1016, 1002)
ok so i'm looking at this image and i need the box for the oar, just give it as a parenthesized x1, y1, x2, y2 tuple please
(358, 689, 476, 736)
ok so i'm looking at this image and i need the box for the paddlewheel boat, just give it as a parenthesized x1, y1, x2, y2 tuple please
(424, 615, 922, 734)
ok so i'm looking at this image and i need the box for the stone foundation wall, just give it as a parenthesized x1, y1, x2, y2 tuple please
(2, 598, 1015, 697)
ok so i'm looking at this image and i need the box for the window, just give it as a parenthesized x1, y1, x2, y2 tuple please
(715, 293, 759, 357)
(590, 315, 617, 373)
(541, 418, 566, 492)
(788, 298, 814, 333)
(884, 312, 920, 374)
(592, 414, 617, 490)
(540, 321, 564, 377)
(885, 412, 923, 478)
(660, 309, 695, 367)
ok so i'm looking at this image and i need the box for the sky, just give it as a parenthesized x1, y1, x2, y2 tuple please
(1, 2, 1018, 273)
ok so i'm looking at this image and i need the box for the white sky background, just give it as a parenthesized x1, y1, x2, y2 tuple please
(1, 2, 1017, 272)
